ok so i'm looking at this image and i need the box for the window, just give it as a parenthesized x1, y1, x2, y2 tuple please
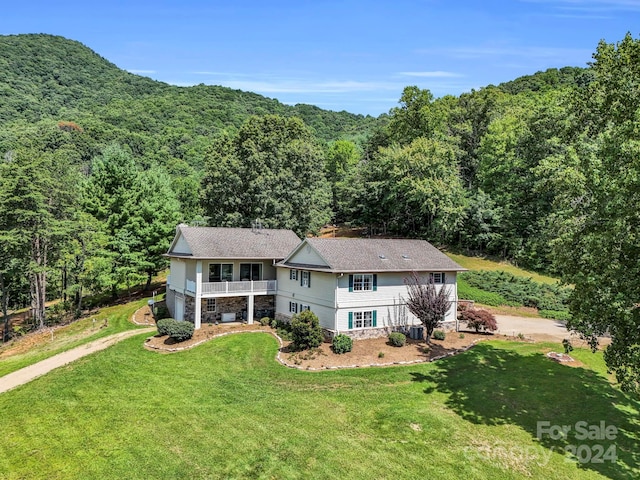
(206, 298, 216, 313)
(430, 272, 445, 284)
(352, 274, 374, 291)
(209, 263, 233, 282)
(289, 301, 298, 313)
(300, 304, 310, 312)
(349, 310, 377, 329)
(290, 269, 298, 281)
(301, 271, 311, 288)
(240, 263, 262, 281)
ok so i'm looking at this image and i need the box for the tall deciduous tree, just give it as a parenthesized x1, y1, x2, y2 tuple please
(356, 137, 466, 241)
(201, 115, 331, 236)
(552, 33, 640, 393)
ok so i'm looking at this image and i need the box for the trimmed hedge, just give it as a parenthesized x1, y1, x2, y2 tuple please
(332, 334, 353, 354)
(157, 318, 174, 336)
(156, 318, 194, 342)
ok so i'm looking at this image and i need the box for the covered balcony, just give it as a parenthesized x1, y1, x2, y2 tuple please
(185, 280, 277, 297)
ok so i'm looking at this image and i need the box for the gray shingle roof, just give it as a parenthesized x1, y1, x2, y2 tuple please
(167, 226, 301, 259)
(284, 238, 465, 272)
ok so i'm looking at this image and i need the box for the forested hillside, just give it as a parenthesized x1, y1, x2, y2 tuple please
(1, 33, 638, 391)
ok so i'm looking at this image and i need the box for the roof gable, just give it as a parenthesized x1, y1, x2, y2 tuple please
(166, 226, 301, 259)
(281, 239, 331, 268)
(281, 238, 465, 272)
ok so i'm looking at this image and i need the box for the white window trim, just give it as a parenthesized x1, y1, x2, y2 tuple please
(353, 311, 373, 329)
(430, 272, 445, 284)
(289, 301, 298, 314)
(301, 271, 310, 288)
(353, 274, 373, 292)
(290, 269, 298, 281)
(206, 298, 217, 313)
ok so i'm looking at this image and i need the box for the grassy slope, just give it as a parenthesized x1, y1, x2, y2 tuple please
(0, 298, 149, 377)
(0, 333, 637, 479)
(445, 252, 558, 284)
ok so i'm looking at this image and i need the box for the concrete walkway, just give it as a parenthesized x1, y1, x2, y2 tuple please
(0, 328, 154, 394)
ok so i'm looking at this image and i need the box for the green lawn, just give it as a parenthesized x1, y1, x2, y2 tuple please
(445, 252, 558, 284)
(0, 298, 150, 377)
(1, 333, 637, 479)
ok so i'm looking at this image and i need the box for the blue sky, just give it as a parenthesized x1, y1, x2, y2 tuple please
(2, 0, 639, 115)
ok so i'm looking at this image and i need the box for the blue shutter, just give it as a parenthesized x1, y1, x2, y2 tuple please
(373, 274, 377, 291)
(348, 312, 353, 329)
(307, 272, 311, 288)
(349, 275, 353, 292)
(372, 310, 377, 327)
(300, 273, 303, 287)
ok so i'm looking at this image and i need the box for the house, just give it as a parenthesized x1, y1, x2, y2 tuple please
(165, 225, 301, 329)
(274, 237, 466, 338)
(165, 226, 466, 338)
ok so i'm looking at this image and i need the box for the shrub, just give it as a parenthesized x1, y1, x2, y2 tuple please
(276, 328, 292, 341)
(433, 330, 446, 341)
(260, 317, 271, 326)
(290, 310, 324, 350)
(388, 332, 406, 347)
(157, 318, 174, 336)
(458, 307, 498, 333)
(332, 334, 353, 354)
(378, 352, 385, 358)
(459, 333, 465, 339)
(167, 320, 195, 342)
(157, 318, 194, 342)
(562, 338, 574, 354)
(434, 330, 446, 341)
(154, 303, 170, 320)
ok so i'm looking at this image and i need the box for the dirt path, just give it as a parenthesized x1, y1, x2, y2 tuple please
(0, 328, 154, 394)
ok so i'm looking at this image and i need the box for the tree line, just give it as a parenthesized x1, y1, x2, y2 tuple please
(0, 33, 638, 392)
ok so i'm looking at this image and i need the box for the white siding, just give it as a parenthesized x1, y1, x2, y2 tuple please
(287, 244, 328, 267)
(275, 268, 337, 329)
(172, 234, 192, 255)
(336, 271, 458, 331)
(169, 259, 186, 292)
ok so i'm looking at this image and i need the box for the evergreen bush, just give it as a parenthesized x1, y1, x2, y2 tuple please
(332, 334, 353, 354)
(290, 310, 324, 350)
(388, 332, 406, 347)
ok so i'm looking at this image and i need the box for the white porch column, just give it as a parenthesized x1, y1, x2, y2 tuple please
(195, 260, 202, 329)
(247, 295, 255, 324)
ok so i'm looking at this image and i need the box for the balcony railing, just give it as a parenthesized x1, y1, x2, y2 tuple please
(201, 280, 277, 295)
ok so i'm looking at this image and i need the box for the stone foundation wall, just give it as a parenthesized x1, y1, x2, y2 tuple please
(184, 295, 195, 324)
(326, 320, 457, 341)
